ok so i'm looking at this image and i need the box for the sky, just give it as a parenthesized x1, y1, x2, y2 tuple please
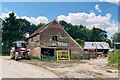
(1, 1, 120, 39)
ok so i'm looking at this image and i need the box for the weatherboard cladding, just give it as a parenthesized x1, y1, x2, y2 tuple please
(28, 20, 83, 58)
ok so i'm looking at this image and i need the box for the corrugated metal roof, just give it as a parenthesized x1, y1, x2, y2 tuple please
(84, 42, 109, 49)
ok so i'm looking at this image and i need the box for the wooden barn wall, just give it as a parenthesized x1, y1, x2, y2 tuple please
(28, 21, 83, 58)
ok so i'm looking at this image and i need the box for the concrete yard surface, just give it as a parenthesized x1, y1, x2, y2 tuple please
(0, 56, 59, 78)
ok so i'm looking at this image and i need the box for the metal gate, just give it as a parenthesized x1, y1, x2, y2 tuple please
(56, 50, 70, 61)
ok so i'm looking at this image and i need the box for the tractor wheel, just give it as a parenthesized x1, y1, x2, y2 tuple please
(15, 52, 19, 61)
(10, 53, 15, 59)
(25, 52, 31, 60)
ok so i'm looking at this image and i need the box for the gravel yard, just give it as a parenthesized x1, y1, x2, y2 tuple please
(19, 58, 119, 78)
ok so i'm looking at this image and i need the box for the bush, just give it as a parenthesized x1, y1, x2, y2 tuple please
(39, 57, 56, 61)
(2, 45, 10, 56)
(75, 39, 85, 48)
(108, 50, 120, 69)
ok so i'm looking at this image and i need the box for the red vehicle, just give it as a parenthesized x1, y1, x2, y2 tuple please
(10, 41, 30, 61)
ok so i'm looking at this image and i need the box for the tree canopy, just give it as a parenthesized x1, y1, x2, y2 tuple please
(112, 32, 120, 42)
(59, 20, 108, 42)
(2, 12, 43, 54)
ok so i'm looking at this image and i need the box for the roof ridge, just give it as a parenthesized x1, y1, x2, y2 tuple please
(29, 20, 57, 38)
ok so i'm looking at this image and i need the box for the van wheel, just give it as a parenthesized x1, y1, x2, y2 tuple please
(15, 52, 19, 61)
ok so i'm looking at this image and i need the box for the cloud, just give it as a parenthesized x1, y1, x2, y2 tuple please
(57, 12, 113, 29)
(3, 7, 10, 12)
(0, 12, 11, 19)
(99, 0, 120, 5)
(19, 16, 48, 25)
(105, 22, 118, 38)
(106, 26, 118, 35)
(0, 12, 118, 39)
(0, 12, 48, 25)
(57, 12, 118, 38)
(95, 4, 101, 12)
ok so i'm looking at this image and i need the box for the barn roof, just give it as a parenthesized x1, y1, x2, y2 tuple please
(29, 20, 57, 38)
(84, 42, 110, 49)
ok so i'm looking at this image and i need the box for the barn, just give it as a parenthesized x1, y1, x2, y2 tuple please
(28, 20, 83, 58)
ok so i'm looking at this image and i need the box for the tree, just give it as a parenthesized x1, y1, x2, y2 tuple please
(2, 12, 19, 54)
(75, 39, 85, 48)
(59, 20, 91, 41)
(59, 20, 108, 42)
(90, 27, 108, 42)
(112, 32, 120, 42)
(2, 12, 44, 55)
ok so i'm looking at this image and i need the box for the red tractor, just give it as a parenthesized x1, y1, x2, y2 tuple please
(10, 41, 30, 61)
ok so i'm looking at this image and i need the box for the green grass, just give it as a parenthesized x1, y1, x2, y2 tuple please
(71, 58, 81, 61)
(31, 56, 82, 61)
(108, 50, 120, 69)
(31, 56, 56, 61)
(1, 53, 10, 56)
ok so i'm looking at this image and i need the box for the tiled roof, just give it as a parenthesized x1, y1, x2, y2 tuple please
(29, 20, 57, 38)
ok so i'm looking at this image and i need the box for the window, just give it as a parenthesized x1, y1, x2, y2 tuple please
(15, 43, 27, 48)
(52, 36, 58, 41)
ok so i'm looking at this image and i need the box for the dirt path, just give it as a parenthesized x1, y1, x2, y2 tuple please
(0, 56, 59, 78)
(19, 58, 119, 78)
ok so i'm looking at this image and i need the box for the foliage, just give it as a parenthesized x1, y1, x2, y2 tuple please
(90, 27, 107, 42)
(32, 55, 82, 61)
(106, 39, 112, 48)
(112, 32, 120, 42)
(39, 57, 56, 61)
(75, 39, 85, 48)
(31, 56, 56, 61)
(108, 50, 120, 69)
(59, 21, 108, 42)
(2, 12, 44, 55)
(59, 21, 91, 41)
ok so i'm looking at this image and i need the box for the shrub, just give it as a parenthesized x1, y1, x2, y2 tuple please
(75, 39, 85, 48)
(108, 50, 120, 69)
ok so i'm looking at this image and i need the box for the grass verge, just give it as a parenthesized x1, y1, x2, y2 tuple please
(31, 56, 56, 61)
(31, 55, 82, 61)
(108, 49, 120, 69)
